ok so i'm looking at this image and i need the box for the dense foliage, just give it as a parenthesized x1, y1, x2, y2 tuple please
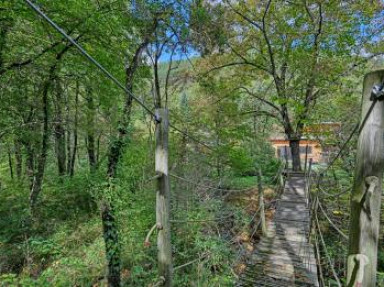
(0, 0, 383, 286)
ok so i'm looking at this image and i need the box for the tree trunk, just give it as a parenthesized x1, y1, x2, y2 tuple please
(96, 133, 101, 166)
(101, 76, 133, 287)
(347, 70, 384, 287)
(14, 140, 22, 178)
(289, 138, 301, 171)
(69, 83, 79, 177)
(101, 200, 120, 287)
(0, 20, 12, 71)
(100, 34, 152, 287)
(87, 93, 97, 172)
(54, 79, 66, 176)
(215, 107, 222, 181)
(8, 147, 13, 179)
(27, 38, 74, 209)
(66, 130, 72, 172)
(30, 77, 50, 209)
(66, 86, 72, 174)
(102, 130, 126, 287)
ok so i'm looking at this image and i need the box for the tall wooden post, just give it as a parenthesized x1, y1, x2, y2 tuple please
(306, 159, 313, 207)
(304, 144, 309, 173)
(257, 169, 267, 236)
(347, 70, 384, 287)
(155, 109, 172, 287)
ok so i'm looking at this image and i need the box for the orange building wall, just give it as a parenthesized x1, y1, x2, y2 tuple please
(270, 139, 323, 163)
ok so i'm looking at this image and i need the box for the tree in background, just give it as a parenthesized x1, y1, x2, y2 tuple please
(191, 0, 383, 170)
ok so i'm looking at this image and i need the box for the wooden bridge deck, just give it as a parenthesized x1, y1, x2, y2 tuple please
(238, 174, 319, 287)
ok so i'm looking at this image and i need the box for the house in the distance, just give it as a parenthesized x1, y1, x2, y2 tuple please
(270, 122, 341, 165)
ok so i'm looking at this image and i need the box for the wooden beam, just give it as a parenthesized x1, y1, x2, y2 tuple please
(347, 70, 384, 287)
(155, 108, 173, 286)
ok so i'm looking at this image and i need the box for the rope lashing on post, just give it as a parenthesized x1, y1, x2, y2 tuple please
(347, 254, 369, 287)
(151, 276, 165, 287)
(144, 224, 158, 247)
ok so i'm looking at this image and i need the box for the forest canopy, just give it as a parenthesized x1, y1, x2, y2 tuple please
(0, 1, 384, 286)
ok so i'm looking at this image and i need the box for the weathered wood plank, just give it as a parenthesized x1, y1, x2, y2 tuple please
(237, 175, 319, 287)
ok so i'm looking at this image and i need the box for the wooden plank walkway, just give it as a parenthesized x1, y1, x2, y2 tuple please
(237, 174, 319, 287)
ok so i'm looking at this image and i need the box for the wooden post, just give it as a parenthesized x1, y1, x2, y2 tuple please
(308, 158, 313, 177)
(304, 144, 309, 173)
(257, 169, 267, 236)
(306, 159, 313, 206)
(347, 70, 384, 287)
(279, 167, 285, 193)
(155, 108, 172, 287)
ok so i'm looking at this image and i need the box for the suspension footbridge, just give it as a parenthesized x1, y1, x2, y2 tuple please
(238, 172, 319, 287)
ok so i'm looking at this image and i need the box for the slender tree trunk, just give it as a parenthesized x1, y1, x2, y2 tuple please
(30, 77, 50, 209)
(66, 130, 72, 172)
(8, 147, 13, 179)
(0, 20, 12, 71)
(87, 92, 97, 172)
(22, 108, 36, 182)
(69, 82, 79, 177)
(54, 78, 66, 176)
(28, 41, 73, 208)
(101, 199, 120, 287)
(66, 86, 72, 174)
(102, 124, 127, 287)
(96, 134, 101, 166)
(14, 140, 22, 178)
(101, 70, 133, 287)
(215, 107, 222, 181)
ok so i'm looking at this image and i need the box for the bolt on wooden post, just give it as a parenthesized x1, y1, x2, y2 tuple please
(347, 70, 384, 287)
(155, 108, 172, 287)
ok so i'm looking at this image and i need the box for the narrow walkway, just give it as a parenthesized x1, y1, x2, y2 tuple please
(237, 174, 319, 287)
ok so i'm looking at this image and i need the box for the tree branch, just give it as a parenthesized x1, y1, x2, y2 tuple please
(238, 85, 280, 112)
(226, 42, 272, 74)
(242, 109, 283, 125)
(0, 25, 81, 76)
(204, 61, 266, 75)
